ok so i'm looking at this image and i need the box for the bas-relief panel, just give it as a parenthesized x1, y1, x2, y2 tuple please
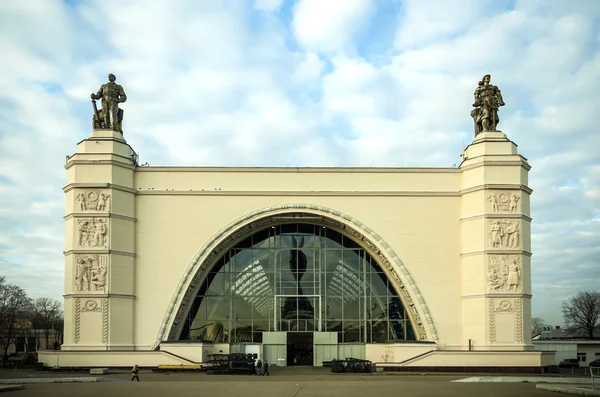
(488, 298, 523, 344)
(76, 190, 111, 211)
(73, 298, 108, 345)
(77, 218, 108, 248)
(487, 192, 520, 213)
(487, 255, 521, 292)
(75, 254, 108, 293)
(488, 219, 520, 249)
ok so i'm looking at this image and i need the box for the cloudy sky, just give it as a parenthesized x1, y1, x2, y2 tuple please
(0, 0, 599, 327)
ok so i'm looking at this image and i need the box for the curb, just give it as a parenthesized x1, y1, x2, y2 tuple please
(536, 384, 600, 396)
(0, 385, 25, 392)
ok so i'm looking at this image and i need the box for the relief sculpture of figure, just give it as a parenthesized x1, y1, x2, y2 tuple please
(507, 258, 521, 291)
(97, 193, 110, 211)
(471, 74, 505, 136)
(509, 194, 520, 212)
(505, 221, 519, 248)
(490, 220, 503, 248)
(91, 73, 127, 133)
(75, 257, 91, 291)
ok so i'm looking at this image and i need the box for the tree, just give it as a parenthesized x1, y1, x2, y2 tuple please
(0, 280, 31, 362)
(531, 317, 545, 337)
(562, 291, 600, 340)
(32, 298, 62, 349)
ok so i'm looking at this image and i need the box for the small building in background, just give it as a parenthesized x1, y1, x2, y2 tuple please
(533, 326, 600, 367)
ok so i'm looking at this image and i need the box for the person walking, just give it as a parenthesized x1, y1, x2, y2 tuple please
(262, 360, 269, 376)
(131, 364, 140, 382)
(256, 359, 262, 376)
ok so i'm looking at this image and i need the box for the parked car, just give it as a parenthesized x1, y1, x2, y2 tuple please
(559, 359, 580, 368)
(588, 359, 600, 368)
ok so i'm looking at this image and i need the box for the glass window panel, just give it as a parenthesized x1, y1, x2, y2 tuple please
(232, 318, 253, 343)
(388, 297, 405, 320)
(368, 272, 388, 296)
(189, 320, 215, 341)
(343, 296, 361, 320)
(406, 321, 417, 341)
(205, 272, 226, 295)
(343, 321, 361, 343)
(233, 296, 253, 319)
(341, 250, 362, 273)
(370, 320, 388, 343)
(209, 256, 226, 273)
(390, 320, 405, 341)
(206, 296, 229, 320)
(279, 320, 290, 332)
(251, 228, 271, 248)
(369, 296, 387, 320)
(367, 255, 385, 273)
(298, 224, 316, 247)
(323, 250, 343, 273)
(192, 297, 208, 321)
(324, 296, 343, 320)
(324, 228, 343, 248)
(252, 296, 273, 319)
(236, 236, 253, 248)
(326, 320, 342, 333)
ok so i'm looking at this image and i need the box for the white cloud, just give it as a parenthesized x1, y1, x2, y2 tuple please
(254, 0, 284, 12)
(291, 0, 375, 53)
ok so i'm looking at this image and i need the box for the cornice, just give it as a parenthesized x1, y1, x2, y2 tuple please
(460, 214, 533, 222)
(461, 293, 532, 299)
(460, 250, 533, 257)
(459, 184, 533, 195)
(63, 183, 137, 194)
(460, 159, 531, 172)
(135, 166, 461, 174)
(64, 293, 135, 299)
(134, 190, 460, 197)
(65, 160, 136, 171)
(64, 212, 136, 222)
(64, 249, 136, 257)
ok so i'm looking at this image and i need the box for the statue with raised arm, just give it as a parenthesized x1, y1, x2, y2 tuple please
(471, 74, 505, 136)
(91, 73, 127, 133)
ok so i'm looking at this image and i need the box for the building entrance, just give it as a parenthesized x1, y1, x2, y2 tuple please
(287, 332, 314, 366)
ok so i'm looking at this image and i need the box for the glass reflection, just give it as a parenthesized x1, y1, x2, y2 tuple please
(177, 224, 418, 344)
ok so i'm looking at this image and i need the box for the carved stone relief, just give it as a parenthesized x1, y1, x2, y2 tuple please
(76, 190, 111, 211)
(102, 298, 108, 344)
(487, 255, 521, 292)
(515, 299, 523, 343)
(489, 219, 520, 249)
(75, 254, 108, 292)
(496, 300, 513, 312)
(488, 299, 496, 343)
(77, 218, 108, 248)
(81, 299, 101, 312)
(489, 298, 523, 345)
(488, 192, 519, 213)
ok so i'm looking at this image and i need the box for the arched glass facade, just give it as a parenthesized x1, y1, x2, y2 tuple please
(178, 224, 416, 344)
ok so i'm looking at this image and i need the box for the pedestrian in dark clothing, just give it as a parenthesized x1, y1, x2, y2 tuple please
(53, 341, 60, 351)
(131, 365, 140, 381)
(256, 359, 262, 376)
(262, 361, 269, 376)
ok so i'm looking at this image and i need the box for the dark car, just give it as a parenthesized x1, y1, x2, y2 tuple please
(559, 359, 580, 368)
(588, 359, 600, 368)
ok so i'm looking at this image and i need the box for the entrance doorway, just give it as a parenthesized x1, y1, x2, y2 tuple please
(287, 332, 313, 366)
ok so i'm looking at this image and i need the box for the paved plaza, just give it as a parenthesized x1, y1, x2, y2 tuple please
(0, 367, 588, 397)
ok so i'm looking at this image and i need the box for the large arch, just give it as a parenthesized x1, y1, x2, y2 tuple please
(154, 204, 438, 349)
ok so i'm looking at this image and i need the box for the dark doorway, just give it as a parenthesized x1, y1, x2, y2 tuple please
(287, 332, 313, 366)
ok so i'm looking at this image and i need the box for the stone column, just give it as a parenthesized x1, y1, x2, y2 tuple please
(63, 129, 136, 350)
(459, 131, 532, 351)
